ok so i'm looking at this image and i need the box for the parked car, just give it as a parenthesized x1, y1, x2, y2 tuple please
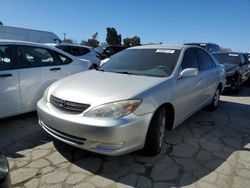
(184, 42, 221, 53)
(37, 45, 225, 156)
(0, 40, 92, 119)
(212, 52, 250, 92)
(94, 45, 126, 60)
(46, 43, 100, 67)
(0, 152, 9, 188)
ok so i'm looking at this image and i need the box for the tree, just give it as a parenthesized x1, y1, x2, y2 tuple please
(81, 39, 100, 48)
(0, 21, 3, 25)
(106, 27, 121, 45)
(123, 37, 132, 47)
(123, 36, 141, 47)
(62, 39, 73, 44)
(87, 39, 100, 48)
(130, 36, 141, 46)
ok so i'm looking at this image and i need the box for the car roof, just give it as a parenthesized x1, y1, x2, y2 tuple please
(212, 51, 244, 55)
(0, 39, 51, 46)
(129, 44, 184, 50)
(45, 43, 93, 49)
(0, 39, 82, 60)
(184, 42, 219, 45)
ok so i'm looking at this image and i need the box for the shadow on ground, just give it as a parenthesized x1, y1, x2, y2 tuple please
(54, 99, 250, 187)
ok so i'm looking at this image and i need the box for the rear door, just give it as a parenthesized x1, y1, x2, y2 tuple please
(195, 48, 218, 105)
(16, 45, 67, 111)
(0, 44, 21, 118)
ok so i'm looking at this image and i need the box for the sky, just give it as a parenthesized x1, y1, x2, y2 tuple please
(0, 0, 250, 52)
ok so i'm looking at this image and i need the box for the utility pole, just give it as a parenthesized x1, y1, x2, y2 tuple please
(63, 33, 66, 40)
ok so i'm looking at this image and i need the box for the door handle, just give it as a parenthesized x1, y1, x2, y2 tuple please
(50, 67, 61, 71)
(0, 74, 12, 78)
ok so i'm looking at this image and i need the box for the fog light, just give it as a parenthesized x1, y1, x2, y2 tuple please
(96, 142, 125, 151)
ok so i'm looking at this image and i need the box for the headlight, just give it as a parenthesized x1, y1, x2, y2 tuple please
(43, 87, 50, 103)
(84, 99, 142, 118)
(226, 71, 234, 77)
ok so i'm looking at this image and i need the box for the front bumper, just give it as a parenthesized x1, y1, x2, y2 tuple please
(37, 99, 153, 156)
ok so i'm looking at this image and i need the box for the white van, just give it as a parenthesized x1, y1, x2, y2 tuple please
(0, 25, 61, 43)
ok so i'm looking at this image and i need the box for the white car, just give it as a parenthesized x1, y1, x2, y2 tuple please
(46, 43, 101, 67)
(0, 40, 92, 119)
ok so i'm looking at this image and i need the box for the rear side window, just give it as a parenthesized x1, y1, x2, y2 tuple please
(17, 46, 55, 68)
(182, 48, 199, 69)
(53, 51, 73, 65)
(195, 49, 213, 70)
(58, 46, 90, 56)
(0, 45, 13, 71)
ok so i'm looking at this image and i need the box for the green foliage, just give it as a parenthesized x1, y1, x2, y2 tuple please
(123, 36, 141, 47)
(130, 36, 141, 46)
(106, 27, 121, 45)
(62, 39, 73, 44)
(81, 39, 100, 48)
(123, 37, 132, 47)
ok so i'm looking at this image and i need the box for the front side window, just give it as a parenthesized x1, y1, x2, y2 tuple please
(17, 46, 55, 68)
(0, 45, 13, 71)
(99, 48, 181, 77)
(54, 52, 72, 65)
(195, 49, 213, 70)
(181, 48, 199, 70)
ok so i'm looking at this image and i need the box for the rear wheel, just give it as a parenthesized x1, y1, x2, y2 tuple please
(143, 107, 166, 156)
(207, 87, 220, 111)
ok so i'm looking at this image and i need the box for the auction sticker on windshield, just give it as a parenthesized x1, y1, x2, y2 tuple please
(156, 49, 175, 53)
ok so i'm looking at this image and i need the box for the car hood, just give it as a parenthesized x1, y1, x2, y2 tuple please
(50, 70, 165, 106)
(223, 63, 238, 72)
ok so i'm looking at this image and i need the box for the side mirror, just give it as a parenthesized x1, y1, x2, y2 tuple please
(178, 68, 198, 79)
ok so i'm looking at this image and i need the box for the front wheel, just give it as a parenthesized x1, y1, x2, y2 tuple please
(232, 78, 240, 94)
(142, 107, 166, 156)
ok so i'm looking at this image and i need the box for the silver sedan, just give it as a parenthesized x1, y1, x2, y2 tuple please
(37, 45, 226, 156)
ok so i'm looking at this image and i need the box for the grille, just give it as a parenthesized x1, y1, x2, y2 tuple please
(50, 95, 90, 114)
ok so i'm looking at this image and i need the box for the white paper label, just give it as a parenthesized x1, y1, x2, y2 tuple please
(156, 49, 175, 53)
(229, 54, 238, 57)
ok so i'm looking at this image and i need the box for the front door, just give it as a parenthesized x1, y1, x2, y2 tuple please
(0, 45, 21, 118)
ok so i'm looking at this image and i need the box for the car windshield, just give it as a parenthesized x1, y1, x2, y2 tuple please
(213, 53, 240, 64)
(98, 48, 181, 77)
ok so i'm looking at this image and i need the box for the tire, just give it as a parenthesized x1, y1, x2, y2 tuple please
(232, 76, 241, 94)
(207, 87, 220, 111)
(143, 107, 167, 156)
